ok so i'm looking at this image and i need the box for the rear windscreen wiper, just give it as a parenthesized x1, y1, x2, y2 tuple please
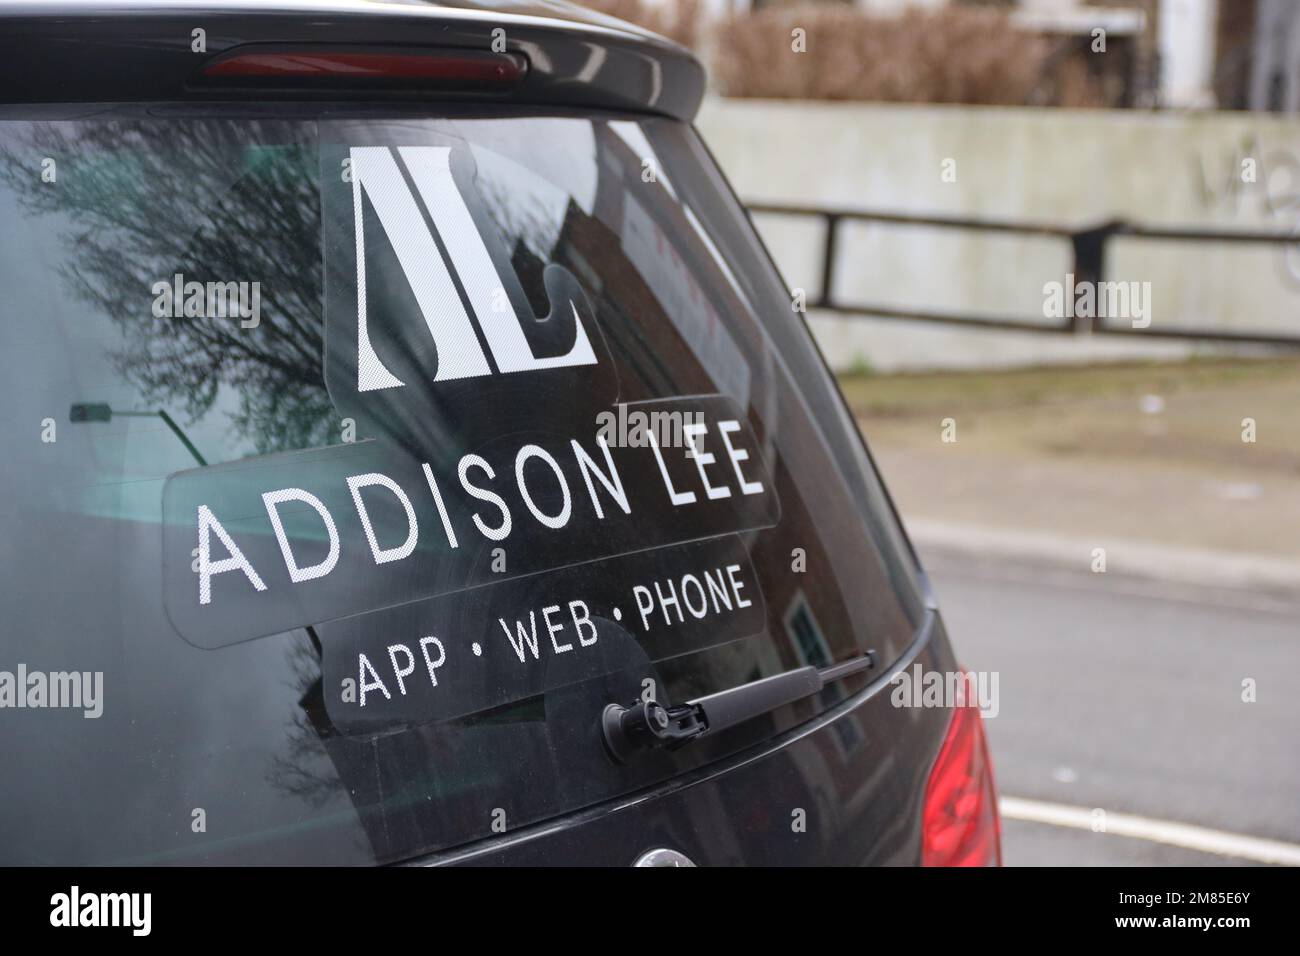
(600, 651, 876, 764)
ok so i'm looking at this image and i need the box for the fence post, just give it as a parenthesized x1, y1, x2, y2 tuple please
(1068, 221, 1122, 333)
(818, 213, 841, 310)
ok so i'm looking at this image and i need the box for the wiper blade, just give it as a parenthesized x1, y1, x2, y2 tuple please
(600, 650, 876, 764)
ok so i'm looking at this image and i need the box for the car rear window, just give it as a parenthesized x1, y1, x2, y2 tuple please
(0, 106, 925, 864)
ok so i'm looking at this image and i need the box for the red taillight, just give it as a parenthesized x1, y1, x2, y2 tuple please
(198, 48, 527, 89)
(921, 679, 1001, 866)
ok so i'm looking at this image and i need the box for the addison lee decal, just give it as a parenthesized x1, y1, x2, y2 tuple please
(162, 395, 779, 648)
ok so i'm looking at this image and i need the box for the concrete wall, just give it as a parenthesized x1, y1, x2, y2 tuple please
(696, 98, 1300, 371)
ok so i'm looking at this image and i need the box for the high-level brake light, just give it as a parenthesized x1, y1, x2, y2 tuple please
(198, 48, 527, 89)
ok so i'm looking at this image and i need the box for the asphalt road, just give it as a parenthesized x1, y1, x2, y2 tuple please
(920, 547, 1300, 866)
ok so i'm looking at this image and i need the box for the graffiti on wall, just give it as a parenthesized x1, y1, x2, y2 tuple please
(1193, 135, 1300, 289)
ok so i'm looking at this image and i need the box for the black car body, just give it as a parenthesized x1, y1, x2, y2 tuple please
(0, 0, 998, 866)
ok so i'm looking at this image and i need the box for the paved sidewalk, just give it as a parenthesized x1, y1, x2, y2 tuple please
(842, 358, 1300, 590)
(905, 516, 1300, 594)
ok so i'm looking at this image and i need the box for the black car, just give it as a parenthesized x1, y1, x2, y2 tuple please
(0, 0, 998, 866)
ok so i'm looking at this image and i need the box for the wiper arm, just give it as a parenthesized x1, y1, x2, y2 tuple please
(600, 650, 876, 764)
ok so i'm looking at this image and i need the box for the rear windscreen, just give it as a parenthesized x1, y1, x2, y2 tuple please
(0, 108, 924, 864)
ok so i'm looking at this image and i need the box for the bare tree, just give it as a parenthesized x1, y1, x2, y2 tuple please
(0, 118, 333, 454)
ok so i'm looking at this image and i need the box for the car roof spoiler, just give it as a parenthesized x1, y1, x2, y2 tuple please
(0, 0, 706, 121)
